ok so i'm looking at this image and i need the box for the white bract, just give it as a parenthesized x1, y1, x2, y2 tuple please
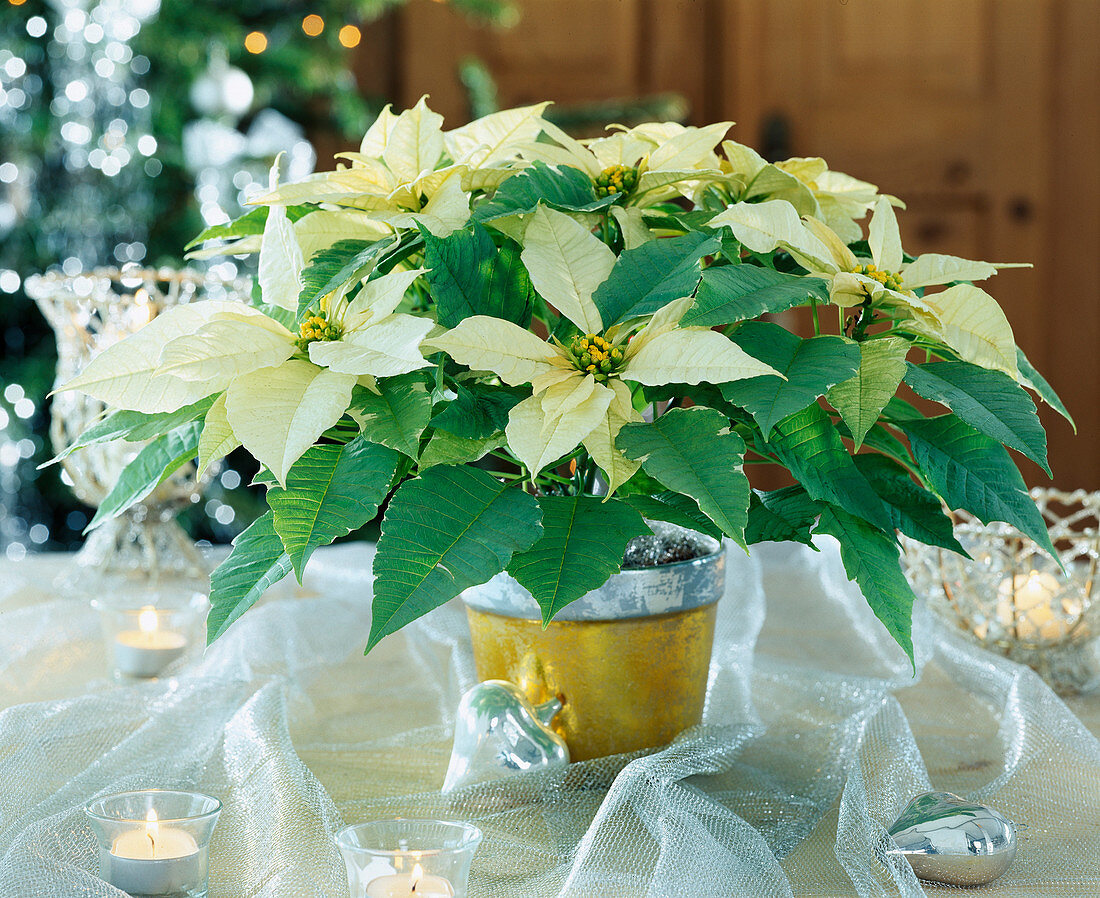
(709, 196, 1029, 378)
(426, 204, 780, 488)
(63, 233, 433, 484)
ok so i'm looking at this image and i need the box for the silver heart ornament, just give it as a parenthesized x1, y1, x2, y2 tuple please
(443, 680, 569, 792)
(887, 790, 1018, 886)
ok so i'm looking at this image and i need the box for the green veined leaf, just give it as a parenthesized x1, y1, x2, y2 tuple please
(900, 414, 1059, 562)
(904, 359, 1050, 475)
(722, 321, 860, 437)
(620, 491, 723, 541)
(430, 383, 525, 440)
(418, 431, 504, 468)
(814, 504, 916, 664)
(827, 336, 910, 451)
(267, 435, 399, 580)
(852, 453, 966, 555)
(422, 224, 532, 327)
(474, 161, 618, 221)
(297, 236, 398, 318)
(1017, 345, 1074, 432)
(617, 406, 750, 548)
(368, 466, 543, 651)
(765, 404, 892, 532)
(348, 376, 432, 458)
(507, 496, 650, 624)
(49, 396, 214, 465)
(86, 420, 203, 531)
(207, 511, 293, 643)
(591, 231, 720, 327)
(745, 486, 822, 548)
(681, 265, 829, 327)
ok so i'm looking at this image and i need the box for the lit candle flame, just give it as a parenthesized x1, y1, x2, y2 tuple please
(410, 863, 424, 893)
(138, 607, 159, 634)
(145, 808, 158, 854)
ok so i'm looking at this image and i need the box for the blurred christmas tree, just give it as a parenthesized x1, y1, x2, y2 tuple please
(0, 0, 513, 559)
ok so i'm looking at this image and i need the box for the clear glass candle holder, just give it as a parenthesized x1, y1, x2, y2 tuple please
(85, 790, 221, 898)
(335, 819, 482, 898)
(93, 587, 209, 682)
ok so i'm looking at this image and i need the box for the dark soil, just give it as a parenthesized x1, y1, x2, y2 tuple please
(621, 533, 706, 569)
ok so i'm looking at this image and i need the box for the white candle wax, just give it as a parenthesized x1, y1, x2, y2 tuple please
(995, 570, 1069, 641)
(365, 867, 455, 898)
(103, 813, 202, 896)
(113, 607, 187, 678)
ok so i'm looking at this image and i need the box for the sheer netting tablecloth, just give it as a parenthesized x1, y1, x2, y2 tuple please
(2, 540, 1099, 897)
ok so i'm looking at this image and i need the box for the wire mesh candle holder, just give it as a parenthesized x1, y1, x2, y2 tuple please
(25, 266, 250, 590)
(335, 819, 483, 898)
(902, 488, 1100, 694)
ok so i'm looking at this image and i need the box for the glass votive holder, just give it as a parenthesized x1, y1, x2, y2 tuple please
(335, 819, 482, 898)
(93, 587, 209, 681)
(85, 790, 221, 898)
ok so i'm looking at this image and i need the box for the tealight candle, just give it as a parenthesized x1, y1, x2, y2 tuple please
(113, 606, 188, 678)
(86, 790, 221, 898)
(995, 570, 1069, 642)
(105, 809, 202, 896)
(366, 863, 455, 898)
(336, 820, 481, 898)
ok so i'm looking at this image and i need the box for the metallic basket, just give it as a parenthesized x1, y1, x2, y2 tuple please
(902, 488, 1100, 693)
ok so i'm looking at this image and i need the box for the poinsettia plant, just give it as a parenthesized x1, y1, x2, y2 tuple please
(61, 98, 1072, 662)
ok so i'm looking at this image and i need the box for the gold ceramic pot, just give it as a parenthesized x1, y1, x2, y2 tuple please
(462, 529, 725, 761)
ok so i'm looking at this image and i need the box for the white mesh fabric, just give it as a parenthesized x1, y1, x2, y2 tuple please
(1, 540, 1098, 896)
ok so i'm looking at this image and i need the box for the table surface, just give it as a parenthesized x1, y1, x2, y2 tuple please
(1, 541, 1099, 897)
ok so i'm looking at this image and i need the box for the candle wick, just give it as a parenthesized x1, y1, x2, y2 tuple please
(147, 831, 155, 856)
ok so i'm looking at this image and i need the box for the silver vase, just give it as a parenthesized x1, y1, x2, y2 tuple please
(26, 266, 249, 589)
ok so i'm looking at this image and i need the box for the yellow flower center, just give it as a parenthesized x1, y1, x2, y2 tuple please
(297, 311, 341, 349)
(851, 262, 905, 292)
(566, 332, 624, 383)
(594, 164, 638, 198)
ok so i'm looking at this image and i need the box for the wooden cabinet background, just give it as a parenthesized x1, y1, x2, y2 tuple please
(351, 0, 1099, 489)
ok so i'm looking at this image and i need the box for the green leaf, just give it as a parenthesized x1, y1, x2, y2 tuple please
(904, 359, 1050, 475)
(474, 161, 617, 221)
(507, 496, 651, 624)
(429, 383, 524, 439)
(852, 453, 966, 555)
(900, 414, 1059, 561)
(422, 224, 532, 327)
(185, 205, 312, 250)
(207, 512, 294, 643)
(814, 504, 916, 664)
(369, 466, 543, 650)
(620, 491, 723, 541)
(827, 336, 910, 451)
(765, 404, 892, 532)
(616, 406, 750, 547)
(591, 231, 720, 327)
(745, 486, 822, 547)
(418, 431, 504, 468)
(86, 421, 203, 531)
(268, 435, 400, 581)
(722, 322, 860, 437)
(53, 396, 214, 463)
(681, 265, 830, 327)
(297, 236, 397, 318)
(348, 376, 432, 458)
(1017, 345, 1074, 432)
